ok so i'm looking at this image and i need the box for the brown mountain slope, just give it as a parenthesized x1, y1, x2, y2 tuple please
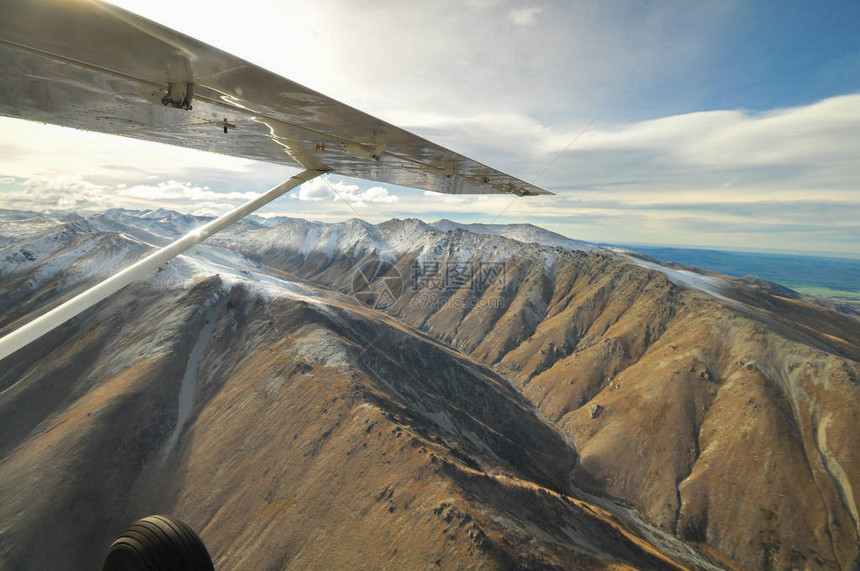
(3, 212, 857, 569)
(245, 225, 860, 570)
(0, 269, 712, 569)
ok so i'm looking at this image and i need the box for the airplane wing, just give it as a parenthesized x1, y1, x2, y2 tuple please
(0, 0, 550, 197)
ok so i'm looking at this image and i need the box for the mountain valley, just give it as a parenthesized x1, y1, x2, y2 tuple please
(1, 209, 857, 570)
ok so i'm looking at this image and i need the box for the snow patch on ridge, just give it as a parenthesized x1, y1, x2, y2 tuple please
(291, 328, 353, 369)
(620, 253, 729, 299)
(150, 243, 337, 312)
(162, 292, 221, 461)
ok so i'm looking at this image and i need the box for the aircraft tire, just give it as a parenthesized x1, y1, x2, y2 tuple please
(102, 514, 214, 571)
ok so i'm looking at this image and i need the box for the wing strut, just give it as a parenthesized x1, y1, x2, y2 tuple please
(0, 169, 325, 361)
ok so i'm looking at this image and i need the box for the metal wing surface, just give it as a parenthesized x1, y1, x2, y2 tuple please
(0, 0, 550, 197)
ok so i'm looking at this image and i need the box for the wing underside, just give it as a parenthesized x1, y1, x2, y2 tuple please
(0, 0, 550, 197)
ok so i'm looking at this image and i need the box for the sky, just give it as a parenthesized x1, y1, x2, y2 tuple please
(1, 0, 859, 257)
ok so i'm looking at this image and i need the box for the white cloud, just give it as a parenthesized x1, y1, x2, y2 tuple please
(684, 95, 860, 167)
(358, 186, 399, 204)
(20, 175, 121, 211)
(508, 7, 542, 26)
(295, 178, 335, 201)
(571, 94, 860, 171)
(118, 181, 260, 202)
(0, 174, 268, 216)
(4, 93, 855, 256)
(398, 93, 860, 178)
(467, 0, 499, 8)
(294, 178, 398, 207)
(390, 94, 860, 208)
(4, 93, 856, 254)
(420, 189, 492, 205)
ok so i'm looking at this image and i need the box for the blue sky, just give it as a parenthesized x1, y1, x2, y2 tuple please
(1, 0, 858, 256)
(612, 1, 860, 119)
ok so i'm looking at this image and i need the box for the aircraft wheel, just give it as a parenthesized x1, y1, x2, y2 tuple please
(102, 514, 213, 571)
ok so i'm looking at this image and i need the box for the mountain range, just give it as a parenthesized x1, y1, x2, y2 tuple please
(1, 208, 857, 570)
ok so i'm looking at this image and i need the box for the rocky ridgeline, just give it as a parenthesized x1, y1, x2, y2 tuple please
(1, 209, 857, 569)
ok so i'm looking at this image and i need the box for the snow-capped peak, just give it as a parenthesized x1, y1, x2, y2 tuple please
(430, 219, 598, 252)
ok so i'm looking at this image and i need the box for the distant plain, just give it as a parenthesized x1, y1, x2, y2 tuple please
(622, 245, 860, 306)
